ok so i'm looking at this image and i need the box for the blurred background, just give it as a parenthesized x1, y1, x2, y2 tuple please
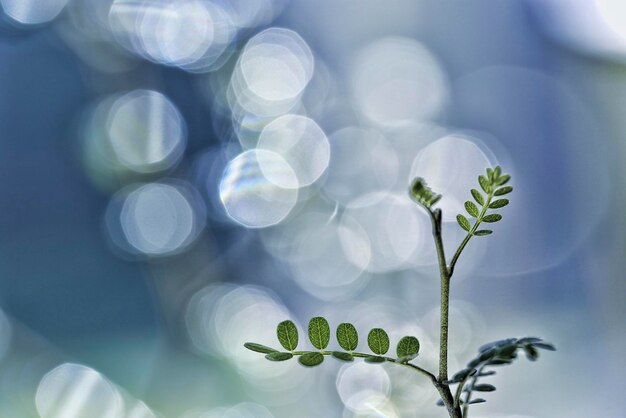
(0, 0, 624, 417)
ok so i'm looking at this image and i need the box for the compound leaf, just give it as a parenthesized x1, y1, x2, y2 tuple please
(457, 214, 471, 232)
(277, 320, 298, 351)
(336, 323, 358, 351)
(244, 343, 277, 354)
(299, 352, 324, 367)
(396, 336, 420, 361)
(368, 328, 390, 355)
(308, 317, 330, 350)
(266, 352, 293, 361)
(482, 214, 502, 223)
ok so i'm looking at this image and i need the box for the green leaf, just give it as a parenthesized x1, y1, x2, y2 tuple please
(364, 356, 385, 363)
(534, 342, 557, 351)
(299, 352, 324, 367)
(396, 336, 420, 361)
(471, 189, 484, 206)
(308, 317, 330, 350)
(486, 168, 493, 181)
(244, 343, 277, 354)
(494, 186, 513, 196)
(496, 174, 511, 186)
(472, 384, 496, 392)
(468, 398, 486, 404)
(410, 177, 442, 208)
(336, 323, 358, 351)
(482, 214, 502, 223)
(265, 352, 293, 361)
(331, 351, 354, 362)
(368, 328, 390, 355)
(493, 166, 501, 179)
(478, 175, 490, 193)
(474, 230, 492, 236)
(277, 320, 299, 351)
(489, 199, 509, 209)
(465, 201, 479, 217)
(457, 214, 471, 232)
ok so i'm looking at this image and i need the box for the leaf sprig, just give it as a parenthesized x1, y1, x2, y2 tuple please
(456, 166, 511, 238)
(441, 337, 556, 411)
(244, 317, 428, 374)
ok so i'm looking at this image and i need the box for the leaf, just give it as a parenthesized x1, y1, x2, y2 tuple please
(436, 399, 445, 407)
(410, 177, 442, 208)
(468, 398, 486, 404)
(277, 320, 299, 351)
(524, 345, 539, 361)
(494, 186, 513, 196)
(457, 214, 471, 232)
(472, 384, 496, 392)
(244, 343, 277, 354)
(486, 168, 493, 181)
(367, 328, 390, 355)
(496, 174, 511, 185)
(482, 214, 502, 223)
(299, 352, 324, 367)
(489, 199, 509, 209)
(464, 201, 480, 217)
(364, 356, 385, 363)
(331, 351, 354, 362)
(474, 230, 492, 236)
(478, 370, 496, 377)
(534, 342, 557, 351)
(265, 352, 293, 361)
(396, 336, 420, 361)
(308, 317, 330, 350)
(471, 189, 484, 206)
(478, 175, 490, 193)
(336, 323, 358, 351)
(493, 166, 502, 179)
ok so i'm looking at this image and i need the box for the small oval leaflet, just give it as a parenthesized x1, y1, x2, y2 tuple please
(464, 201, 479, 217)
(471, 383, 496, 392)
(474, 230, 492, 236)
(495, 174, 511, 185)
(478, 175, 490, 193)
(336, 323, 358, 351)
(396, 336, 420, 361)
(265, 352, 293, 361)
(277, 320, 299, 351)
(482, 214, 502, 223)
(308, 317, 330, 350)
(299, 352, 324, 367)
(364, 355, 385, 363)
(488, 199, 509, 209)
(457, 214, 471, 232)
(494, 186, 513, 196)
(244, 342, 277, 354)
(471, 189, 484, 206)
(331, 351, 354, 362)
(468, 398, 486, 404)
(367, 328, 390, 355)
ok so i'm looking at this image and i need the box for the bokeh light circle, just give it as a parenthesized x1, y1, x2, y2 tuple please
(106, 89, 186, 173)
(219, 149, 299, 228)
(351, 37, 448, 127)
(35, 363, 124, 418)
(257, 114, 330, 187)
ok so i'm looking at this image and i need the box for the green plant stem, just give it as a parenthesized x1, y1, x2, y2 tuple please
(291, 351, 436, 381)
(428, 209, 451, 382)
(449, 192, 493, 276)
